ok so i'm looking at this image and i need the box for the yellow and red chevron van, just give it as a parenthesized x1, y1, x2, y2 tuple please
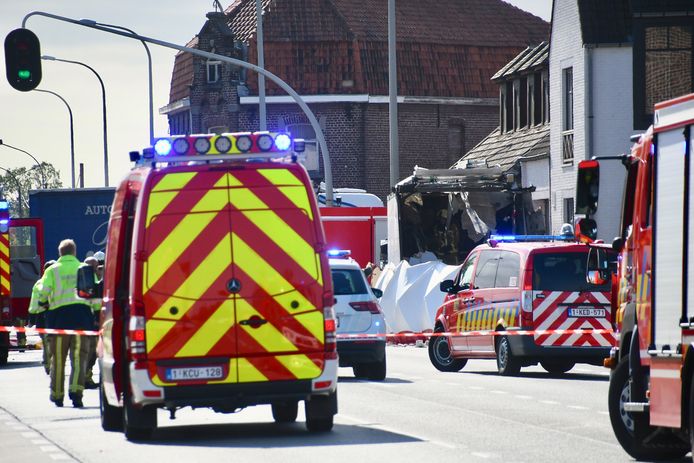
(84, 132, 337, 440)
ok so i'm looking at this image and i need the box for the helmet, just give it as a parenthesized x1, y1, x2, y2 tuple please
(93, 251, 105, 263)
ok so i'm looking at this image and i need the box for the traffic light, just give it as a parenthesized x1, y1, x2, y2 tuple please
(4, 28, 42, 92)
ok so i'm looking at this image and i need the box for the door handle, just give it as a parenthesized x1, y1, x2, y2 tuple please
(239, 315, 267, 329)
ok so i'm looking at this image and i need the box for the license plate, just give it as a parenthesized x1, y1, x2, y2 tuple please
(165, 365, 224, 381)
(567, 307, 606, 318)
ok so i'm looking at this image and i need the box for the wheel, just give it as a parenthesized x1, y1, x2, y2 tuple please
(367, 357, 387, 381)
(540, 360, 574, 375)
(496, 336, 521, 376)
(305, 392, 337, 432)
(428, 331, 466, 372)
(272, 401, 298, 423)
(123, 377, 157, 441)
(100, 381, 123, 432)
(608, 357, 688, 460)
(353, 364, 369, 379)
(0, 347, 7, 366)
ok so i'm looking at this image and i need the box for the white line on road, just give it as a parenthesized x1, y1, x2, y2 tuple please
(514, 395, 533, 400)
(21, 431, 40, 438)
(539, 400, 560, 405)
(490, 390, 508, 394)
(598, 411, 609, 416)
(567, 405, 589, 410)
(32, 438, 50, 445)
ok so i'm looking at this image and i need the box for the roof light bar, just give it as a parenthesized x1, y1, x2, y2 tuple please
(327, 249, 351, 258)
(489, 234, 575, 243)
(146, 132, 303, 162)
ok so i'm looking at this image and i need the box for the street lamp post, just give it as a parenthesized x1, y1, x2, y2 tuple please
(34, 89, 75, 188)
(42, 55, 109, 186)
(0, 140, 47, 188)
(79, 20, 154, 146)
(0, 166, 24, 217)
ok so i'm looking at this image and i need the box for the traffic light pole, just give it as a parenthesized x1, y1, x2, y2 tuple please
(20, 11, 335, 205)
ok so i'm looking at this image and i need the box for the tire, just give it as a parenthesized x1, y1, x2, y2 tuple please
(353, 364, 369, 379)
(123, 376, 157, 441)
(608, 357, 688, 460)
(428, 331, 467, 372)
(0, 347, 7, 366)
(272, 401, 298, 423)
(100, 381, 123, 432)
(496, 336, 521, 376)
(540, 360, 574, 375)
(305, 392, 337, 432)
(367, 357, 387, 381)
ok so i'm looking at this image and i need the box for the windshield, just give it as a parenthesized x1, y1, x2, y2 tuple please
(532, 251, 612, 292)
(331, 268, 368, 295)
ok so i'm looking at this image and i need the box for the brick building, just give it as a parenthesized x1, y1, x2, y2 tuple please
(160, 0, 549, 199)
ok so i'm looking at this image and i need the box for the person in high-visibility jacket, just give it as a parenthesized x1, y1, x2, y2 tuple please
(28, 259, 56, 375)
(38, 239, 93, 408)
(81, 256, 101, 390)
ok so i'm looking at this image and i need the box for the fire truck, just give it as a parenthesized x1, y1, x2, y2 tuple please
(575, 93, 694, 460)
(0, 199, 44, 364)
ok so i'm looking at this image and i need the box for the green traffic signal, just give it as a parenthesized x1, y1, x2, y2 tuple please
(4, 28, 42, 92)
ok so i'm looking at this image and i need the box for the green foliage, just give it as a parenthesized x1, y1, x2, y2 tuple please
(0, 162, 62, 217)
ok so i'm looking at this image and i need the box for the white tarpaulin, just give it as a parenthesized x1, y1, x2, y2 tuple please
(374, 259, 459, 333)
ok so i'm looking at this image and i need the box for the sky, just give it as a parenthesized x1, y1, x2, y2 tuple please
(0, 1, 552, 189)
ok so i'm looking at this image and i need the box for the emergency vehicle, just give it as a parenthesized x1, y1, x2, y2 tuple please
(429, 235, 615, 376)
(0, 199, 44, 364)
(575, 93, 694, 460)
(78, 131, 338, 440)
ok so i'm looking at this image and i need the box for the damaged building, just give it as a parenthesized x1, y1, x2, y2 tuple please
(388, 42, 551, 266)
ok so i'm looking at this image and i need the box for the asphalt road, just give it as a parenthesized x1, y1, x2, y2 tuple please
(0, 345, 684, 463)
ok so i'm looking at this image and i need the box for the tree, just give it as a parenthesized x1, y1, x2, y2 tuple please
(0, 162, 62, 217)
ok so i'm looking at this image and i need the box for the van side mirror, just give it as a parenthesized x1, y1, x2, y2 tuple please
(612, 237, 624, 252)
(586, 247, 611, 286)
(371, 287, 383, 298)
(77, 265, 102, 299)
(587, 270, 607, 286)
(576, 160, 600, 217)
(439, 279, 455, 293)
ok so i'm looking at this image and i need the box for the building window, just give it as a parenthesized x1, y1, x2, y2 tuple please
(634, 23, 693, 128)
(542, 70, 550, 124)
(513, 80, 521, 130)
(504, 81, 513, 132)
(207, 60, 221, 83)
(562, 67, 574, 164)
(448, 122, 465, 161)
(563, 197, 574, 225)
(519, 77, 528, 128)
(500, 86, 507, 132)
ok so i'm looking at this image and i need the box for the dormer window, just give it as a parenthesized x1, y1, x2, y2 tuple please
(207, 60, 221, 83)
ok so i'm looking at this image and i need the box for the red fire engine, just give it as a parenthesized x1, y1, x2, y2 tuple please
(575, 93, 694, 460)
(0, 198, 45, 364)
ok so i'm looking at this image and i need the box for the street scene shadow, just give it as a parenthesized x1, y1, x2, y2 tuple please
(146, 422, 421, 448)
(0, 360, 43, 370)
(338, 376, 413, 384)
(464, 370, 609, 382)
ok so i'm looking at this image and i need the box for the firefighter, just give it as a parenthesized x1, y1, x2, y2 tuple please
(81, 256, 101, 390)
(28, 259, 56, 375)
(39, 239, 93, 408)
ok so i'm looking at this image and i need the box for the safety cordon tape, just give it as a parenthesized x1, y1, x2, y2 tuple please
(338, 328, 615, 340)
(0, 326, 99, 336)
(0, 326, 614, 340)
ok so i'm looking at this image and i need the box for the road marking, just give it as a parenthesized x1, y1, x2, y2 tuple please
(21, 431, 40, 438)
(471, 451, 499, 459)
(490, 390, 507, 394)
(40, 445, 60, 453)
(49, 454, 73, 461)
(539, 400, 559, 405)
(444, 382, 460, 386)
(514, 395, 532, 400)
(567, 405, 589, 410)
(598, 411, 609, 416)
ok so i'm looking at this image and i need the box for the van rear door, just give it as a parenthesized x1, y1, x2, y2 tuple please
(227, 166, 326, 383)
(141, 169, 238, 384)
(530, 248, 614, 348)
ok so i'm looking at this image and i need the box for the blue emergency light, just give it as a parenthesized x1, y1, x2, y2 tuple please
(0, 201, 7, 211)
(489, 234, 574, 243)
(327, 249, 351, 258)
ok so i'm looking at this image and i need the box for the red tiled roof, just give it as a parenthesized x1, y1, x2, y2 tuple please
(168, 37, 198, 103)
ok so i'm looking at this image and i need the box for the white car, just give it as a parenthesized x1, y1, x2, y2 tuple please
(329, 251, 387, 381)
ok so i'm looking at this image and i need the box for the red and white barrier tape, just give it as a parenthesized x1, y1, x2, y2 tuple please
(337, 328, 614, 340)
(0, 326, 99, 336)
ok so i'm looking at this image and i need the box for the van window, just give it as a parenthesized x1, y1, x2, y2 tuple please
(495, 251, 520, 288)
(532, 251, 611, 291)
(474, 251, 500, 289)
(331, 268, 368, 295)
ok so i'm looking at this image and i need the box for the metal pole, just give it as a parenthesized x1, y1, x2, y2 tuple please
(34, 88, 75, 188)
(79, 163, 84, 188)
(256, 0, 267, 131)
(0, 140, 47, 188)
(42, 56, 108, 186)
(22, 11, 334, 204)
(0, 167, 23, 217)
(388, 0, 399, 189)
(83, 21, 154, 146)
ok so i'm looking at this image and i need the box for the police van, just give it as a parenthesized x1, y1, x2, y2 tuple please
(79, 132, 338, 440)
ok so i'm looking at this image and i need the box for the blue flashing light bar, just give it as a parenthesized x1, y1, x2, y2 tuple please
(489, 234, 574, 242)
(327, 249, 351, 258)
(0, 201, 7, 211)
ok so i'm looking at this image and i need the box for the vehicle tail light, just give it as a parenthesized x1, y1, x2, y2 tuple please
(128, 314, 147, 366)
(349, 301, 382, 314)
(1, 296, 10, 321)
(323, 290, 335, 308)
(520, 267, 534, 328)
(324, 307, 337, 360)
